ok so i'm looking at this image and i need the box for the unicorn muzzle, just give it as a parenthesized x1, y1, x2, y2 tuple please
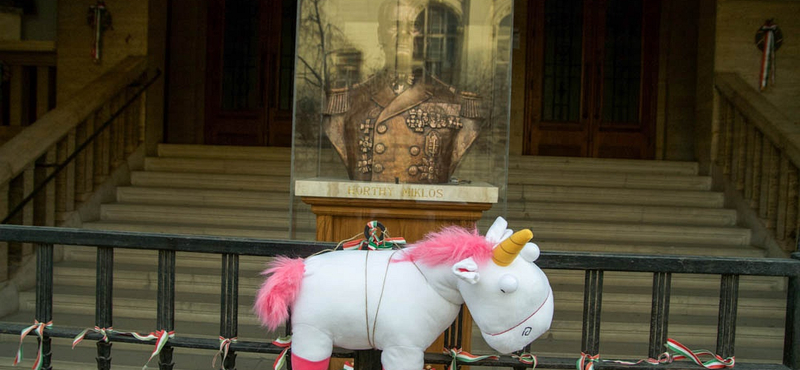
(481, 287, 554, 354)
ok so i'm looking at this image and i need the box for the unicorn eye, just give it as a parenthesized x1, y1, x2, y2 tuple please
(499, 274, 518, 294)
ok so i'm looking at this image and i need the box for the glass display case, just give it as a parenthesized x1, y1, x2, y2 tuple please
(289, 0, 513, 240)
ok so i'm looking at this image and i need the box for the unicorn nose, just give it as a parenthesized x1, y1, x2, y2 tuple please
(492, 229, 533, 266)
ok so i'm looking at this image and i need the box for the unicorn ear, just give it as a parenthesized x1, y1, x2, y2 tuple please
(452, 258, 480, 284)
(485, 217, 512, 244)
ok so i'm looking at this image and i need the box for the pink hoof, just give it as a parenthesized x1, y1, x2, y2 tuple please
(291, 353, 330, 370)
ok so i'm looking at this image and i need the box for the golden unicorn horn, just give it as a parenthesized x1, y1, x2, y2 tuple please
(492, 229, 533, 266)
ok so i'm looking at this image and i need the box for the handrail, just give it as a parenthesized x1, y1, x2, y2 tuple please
(714, 72, 800, 252)
(0, 56, 146, 187)
(715, 72, 800, 169)
(0, 69, 161, 224)
(0, 40, 56, 65)
(0, 224, 798, 370)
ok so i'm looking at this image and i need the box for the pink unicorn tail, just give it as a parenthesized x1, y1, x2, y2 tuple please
(254, 256, 306, 331)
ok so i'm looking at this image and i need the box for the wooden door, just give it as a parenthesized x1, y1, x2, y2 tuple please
(205, 0, 296, 147)
(523, 0, 660, 159)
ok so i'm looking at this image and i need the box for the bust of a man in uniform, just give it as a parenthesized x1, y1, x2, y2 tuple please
(322, 0, 482, 184)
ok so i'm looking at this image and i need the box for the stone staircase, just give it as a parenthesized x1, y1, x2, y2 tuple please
(1, 144, 788, 369)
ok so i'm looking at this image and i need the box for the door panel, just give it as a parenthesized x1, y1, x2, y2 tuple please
(205, 0, 295, 147)
(524, 0, 659, 159)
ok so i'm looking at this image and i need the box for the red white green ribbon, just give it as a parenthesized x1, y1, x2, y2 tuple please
(212, 336, 237, 369)
(72, 326, 112, 348)
(513, 352, 538, 368)
(759, 21, 778, 91)
(666, 339, 734, 369)
(342, 221, 406, 251)
(14, 320, 52, 370)
(444, 348, 499, 370)
(602, 353, 671, 367)
(272, 336, 292, 370)
(577, 352, 600, 370)
(342, 361, 354, 370)
(575, 339, 734, 370)
(127, 330, 175, 370)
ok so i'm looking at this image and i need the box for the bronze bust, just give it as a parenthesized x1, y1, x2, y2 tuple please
(322, 0, 482, 184)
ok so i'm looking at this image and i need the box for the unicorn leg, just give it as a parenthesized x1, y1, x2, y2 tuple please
(290, 323, 333, 370)
(381, 346, 425, 370)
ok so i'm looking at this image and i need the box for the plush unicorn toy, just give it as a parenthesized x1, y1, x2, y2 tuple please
(254, 217, 553, 370)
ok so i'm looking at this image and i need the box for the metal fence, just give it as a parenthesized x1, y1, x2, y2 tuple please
(0, 224, 798, 370)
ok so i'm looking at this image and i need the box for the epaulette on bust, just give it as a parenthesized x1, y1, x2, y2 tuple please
(459, 91, 481, 119)
(324, 87, 349, 114)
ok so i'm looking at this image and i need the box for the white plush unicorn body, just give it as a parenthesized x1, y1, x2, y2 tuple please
(255, 218, 553, 370)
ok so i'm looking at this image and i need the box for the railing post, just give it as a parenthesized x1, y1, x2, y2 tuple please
(158, 250, 176, 370)
(581, 270, 603, 357)
(716, 274, 739, 359)
(1, 183, 8, 282)
(354, 350, 382, 370)
(36, 243, 54, 370)
(220, 254, 239, 370)
(649, 272, 671, 358)
(96, 247, 114, 370)
(785, 253, 800, 370)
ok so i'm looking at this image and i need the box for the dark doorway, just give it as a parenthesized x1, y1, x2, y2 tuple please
(523, 0, 660, 159)
(204, 0, 296, 146)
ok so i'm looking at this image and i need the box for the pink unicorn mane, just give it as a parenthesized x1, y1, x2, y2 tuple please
(396, 226, 494, 266)
(254, 256, 305, 331)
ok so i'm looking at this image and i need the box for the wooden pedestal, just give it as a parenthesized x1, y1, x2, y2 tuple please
(301, 196, 494, 370)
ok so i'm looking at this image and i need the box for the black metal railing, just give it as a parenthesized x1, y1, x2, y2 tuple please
(0, 224, 798, 370)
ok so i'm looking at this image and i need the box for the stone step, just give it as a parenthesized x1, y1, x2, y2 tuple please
(99, 204, 292, 229)
(517, 221, 751, 246)
(12, 288, 783, 363)
(0, 316, 282, 370)
(157, 143, 291, 161)
(63, 247, 275, 269)
(529, 240, 767, 257)
(49, 261, 787, 310)
(507, 169, 712, 191)
(508, 155, 699, 175)
(116, 186, 290, 209)
(130, 171, 290, 192)
(506, 202, 737, 227)
(532, 320, 783, 361)
(117, 186, 291, 210)
(81, 220, 315, 240)
(507, 185, 725, 208)
(144, 156, 292, 176)
(17, 290, 264, 326)
(58, 249, 784, 293)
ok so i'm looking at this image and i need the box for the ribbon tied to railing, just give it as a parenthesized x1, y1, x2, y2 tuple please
(577, 352, 600, 370)
(575, 339, 734, 370)
(512, 352, 538, 368)
(666, 339, 735, 369)
(444, 348, 499, 370)
(128, 330, 175, 370)
(341, 221, 406, 251)
(212, 336, 238, 369)
(13, 320, 52, 370)
(72, 326, 113, 348)
(272, 336, 292, 370)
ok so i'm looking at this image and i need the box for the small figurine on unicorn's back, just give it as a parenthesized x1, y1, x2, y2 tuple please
(254, 217, 553, 370)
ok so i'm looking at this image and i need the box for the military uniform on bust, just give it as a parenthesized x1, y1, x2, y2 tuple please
(323, 72, 482, 184)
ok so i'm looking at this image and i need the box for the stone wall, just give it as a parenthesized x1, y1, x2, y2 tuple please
(56, 1, 148, 102)
(56, 0, 166, 157)
(658, 0, 701, 161)
(716, 0, 800, 123)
